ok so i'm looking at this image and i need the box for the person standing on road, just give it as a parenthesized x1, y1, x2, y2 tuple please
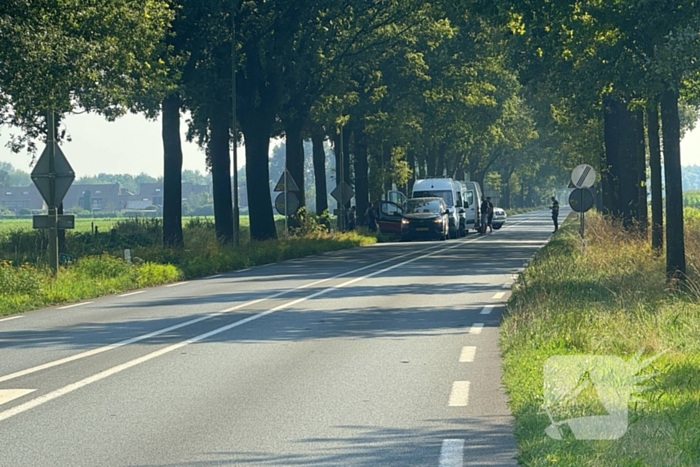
(486, 197, 494, 233)
(366, 202, 378, 232)
(479, 197, 490, 235)
(550, 196, 560, 232)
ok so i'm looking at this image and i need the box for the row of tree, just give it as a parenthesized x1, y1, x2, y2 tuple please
(1, 1, 698, 279)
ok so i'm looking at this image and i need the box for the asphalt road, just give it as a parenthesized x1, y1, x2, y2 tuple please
(0, 209, 563, 466)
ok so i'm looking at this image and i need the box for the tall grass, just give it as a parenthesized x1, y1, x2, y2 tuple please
(502, 212, 700, 466)
(0, 215, 377, 316)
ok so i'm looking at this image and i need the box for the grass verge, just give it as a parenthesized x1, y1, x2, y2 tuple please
(501, 212, 700, 466)
(0, 230, 376, 317)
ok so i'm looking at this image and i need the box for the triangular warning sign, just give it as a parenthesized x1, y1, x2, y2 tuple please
(274, 169, 300, 192)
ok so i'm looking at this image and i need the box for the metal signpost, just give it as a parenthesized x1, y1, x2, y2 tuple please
(274, 169, 300, 237)
(31, 111, 76, 276)
(569, 164, 596, 241)
(330, 181, 354, 230)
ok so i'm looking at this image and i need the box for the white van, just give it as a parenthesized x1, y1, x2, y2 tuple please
(461, 181, 483, 233)
(412, 178, 463, 238)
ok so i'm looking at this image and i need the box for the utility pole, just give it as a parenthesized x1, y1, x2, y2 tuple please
(231, 1, 240, 246)
(47, 110, 59, 276)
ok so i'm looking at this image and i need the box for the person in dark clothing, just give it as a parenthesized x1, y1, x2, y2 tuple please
(479, 198, 490, 235)
(486, 197, 494, 233)
(550, 196, 560, 232)
(366, 203, 378, 232)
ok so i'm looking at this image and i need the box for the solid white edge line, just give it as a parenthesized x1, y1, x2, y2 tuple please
(470, 323, 484, 334)
(0, 234, 470, 421)
(118, 291, 145, 298)
(57, 302, 93, 310)
(480, 305, 495, 315)
(0, 316, 23, 323)
(448, 381, 471, 407)
(459, 346, 476, 363)
(0, 238, 456, 386)
(165, 281, 188, 288)
(439, 439, 465, 467)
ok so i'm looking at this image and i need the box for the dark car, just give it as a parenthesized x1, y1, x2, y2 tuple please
(400, 197, 449, 241)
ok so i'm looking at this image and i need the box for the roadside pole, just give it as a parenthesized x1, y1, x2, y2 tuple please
(284, 156, 289, 239)
(231, 4, 240, 247)
(47, 111, 59, 276)
(338, 125, 345, 231)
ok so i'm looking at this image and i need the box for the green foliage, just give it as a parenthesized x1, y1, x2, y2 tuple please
(502, 213, 700, 466)
(288, 207, 329, 236)
(0, 0, 173, 147)
(0, 162, 31, 187)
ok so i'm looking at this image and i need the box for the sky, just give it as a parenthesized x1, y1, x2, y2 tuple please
(1, 112, 700, 177)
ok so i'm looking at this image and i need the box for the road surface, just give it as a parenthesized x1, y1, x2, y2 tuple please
(0, 209, 562, 466)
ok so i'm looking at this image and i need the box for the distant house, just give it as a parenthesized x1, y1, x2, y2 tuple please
(1, 181, 214, 214)
(63, 184, 122, 211)
(125, 199, 154, 210)
(0, 185, 44, 212)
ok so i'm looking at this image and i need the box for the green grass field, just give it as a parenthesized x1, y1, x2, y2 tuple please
(502, 212, 700, 466)
(0, 216, 264, 234)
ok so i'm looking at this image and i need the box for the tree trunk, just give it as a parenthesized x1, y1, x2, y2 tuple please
(660, 88, 686, 280)
(209, 105, 233, 244)
(426, 146, 436, 177)
(354, 127, 369, 223)
(436, 143, 447, 177)
(647, 99, 663, 252)
(617, 103, 642, 230)
(311, 129, 328, 215)
(382, 142, 392, 194)
(634, 108, 648, 234)
(407, 148, 417, 194)
(243, 123, 277, 240)
(284, 120, 305, 209)
(602, 96, 621, 217)
(162, 93, 184, 248)
(502, 169, 514, 209)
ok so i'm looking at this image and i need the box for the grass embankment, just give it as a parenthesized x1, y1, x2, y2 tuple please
(0, 217, 376, 317)
(502, 210, 700, 466)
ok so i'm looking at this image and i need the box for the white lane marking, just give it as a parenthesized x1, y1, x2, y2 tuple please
(470, 323, 484, 334)
(57, 302, 93, 310)
(165, 282, 188, 288)
(0, 240, 456, 385)
(236, 268, 251, 273)
(480, 305, 495, 315)
(439, 439, 465, 467)
(492, 291, 506, 299)
(0, 316, 23, 323)
(206, 274, 223, 279)
(448, 381, 471, 407)
(118, 291, 144, 298)
(0, 389, 35, 407)
(0, 237, 470, 421)
(459, 346, 476, 363)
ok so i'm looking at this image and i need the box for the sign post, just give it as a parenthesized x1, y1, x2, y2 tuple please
(31, 111, 75, 276)
(274, 169, 300, 238)
(569, 165, 596, 241)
